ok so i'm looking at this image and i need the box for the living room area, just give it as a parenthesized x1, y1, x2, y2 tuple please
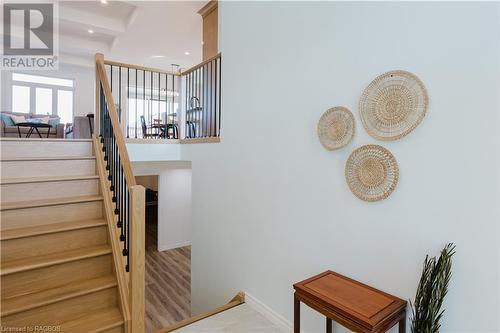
(1, 63, 94, 139)
(0, 0, 205, 141)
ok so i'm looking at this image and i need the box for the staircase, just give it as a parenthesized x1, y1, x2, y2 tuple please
(0, 138, 125, 333)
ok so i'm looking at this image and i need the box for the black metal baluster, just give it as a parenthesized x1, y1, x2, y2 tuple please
(165, 73, 168, 139)
(204, 64, 208, 137)
(218, 56, 222, 136)
(172, 73, 175, 138)
(135, 69, 138, 139)
(195, 69, 201, 137)
(190, 72, 194, 137)
(157, 72, 160, 138)
(209, 61, 213, 137)
(125, 189, 130, 272)
(119, 66, 122, 121)
(213, 59, 217, 137)
(127, 68, 130, 138)
(110, 65, 113, 93)
(150, 71, 153, 137)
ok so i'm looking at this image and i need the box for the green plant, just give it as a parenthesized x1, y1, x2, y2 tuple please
(410, 243, 455, 333)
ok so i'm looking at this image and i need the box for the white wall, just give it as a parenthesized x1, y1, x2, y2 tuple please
(181, 2, 499, 332)
(127, 143, 181, 161)
(157, 168, 192, 251)
(132, 161, 192, 252)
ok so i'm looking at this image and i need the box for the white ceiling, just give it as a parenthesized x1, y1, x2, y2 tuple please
(58, 1, 205, 70)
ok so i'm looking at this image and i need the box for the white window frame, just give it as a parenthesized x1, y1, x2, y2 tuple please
(10, 72, 75, 123)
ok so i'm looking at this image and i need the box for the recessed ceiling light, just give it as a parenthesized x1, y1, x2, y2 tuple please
(101, 0, 107, 4)
(150, 55, 165, 59)
(88, 29, 94, 34)
(184, 51, 190, 56)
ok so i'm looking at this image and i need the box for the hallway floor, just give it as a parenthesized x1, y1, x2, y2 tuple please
(173, 304, 286, 333)
(145, 217, 191, 333)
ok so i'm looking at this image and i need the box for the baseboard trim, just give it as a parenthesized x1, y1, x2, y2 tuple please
(245, 292, 295, 333)
(158, 241, 191, 252)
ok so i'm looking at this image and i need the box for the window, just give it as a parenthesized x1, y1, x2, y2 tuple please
(57, 90, 73, 124)
(12, 86, 30, 113)
(11, 72, 74, 124)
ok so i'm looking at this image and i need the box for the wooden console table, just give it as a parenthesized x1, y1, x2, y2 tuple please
(293, 271, 407, 333)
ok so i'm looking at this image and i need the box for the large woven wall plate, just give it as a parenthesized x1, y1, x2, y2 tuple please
(359, 70, 428, 141)
(317, 106, 355, 150)
(345, 145, 399, 202)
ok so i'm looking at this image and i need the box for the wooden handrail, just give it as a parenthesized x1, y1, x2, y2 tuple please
(96, 53, 145, 333)
(181, 52, 221, 76)
(154, 292, 245, 333)
(95, 53, 136, 188)
(104, 59, 180, 76)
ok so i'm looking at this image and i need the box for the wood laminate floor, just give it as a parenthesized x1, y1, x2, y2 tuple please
(145, 216, 191, 333)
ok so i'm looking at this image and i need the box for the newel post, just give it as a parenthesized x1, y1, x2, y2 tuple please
(130, 185, 145, 333)
(95, 53, 104, 137)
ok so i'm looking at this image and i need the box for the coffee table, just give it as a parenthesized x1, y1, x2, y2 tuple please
(294, 271, 407, 333)
(16, 122, 53, 138)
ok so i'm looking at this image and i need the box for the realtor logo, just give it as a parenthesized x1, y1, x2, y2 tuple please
(2, 2, 58, 69)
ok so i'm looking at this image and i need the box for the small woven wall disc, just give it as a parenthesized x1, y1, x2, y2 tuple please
(317, 106, 355, 150)
(359, 70, 428, 141)
(345, 145, 399, 202)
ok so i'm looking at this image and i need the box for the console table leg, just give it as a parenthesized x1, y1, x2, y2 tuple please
(326, 318, 332, 333)
(398, 317, 406, 333)
(294, 294, 300, 333)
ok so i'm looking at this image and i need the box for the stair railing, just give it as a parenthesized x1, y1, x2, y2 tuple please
(95, 53, 145, 333)
(181, 53, 222, 141)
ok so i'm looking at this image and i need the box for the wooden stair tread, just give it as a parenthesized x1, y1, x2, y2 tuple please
(0, 195, 103, 211)
(0, 175, 99, 185)
(1, 219, 107, 240)
(1, 245, 112, 276)
(59, 307, 124, 333)
(1, 275, 117, 317)
(0, 156, 96, 162)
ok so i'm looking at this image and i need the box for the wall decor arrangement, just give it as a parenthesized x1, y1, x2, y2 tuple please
(345, 144, 399, 202)
(359, 70, 428, 141)
(317, 70, 427, 201)
(317, 106, 355, 150)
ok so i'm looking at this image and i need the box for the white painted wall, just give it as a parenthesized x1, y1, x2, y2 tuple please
(157, 168, 192, 251)
(181, 2, 499, 332)
(132, 162, 192, 252)
(127, 143, 181, 161)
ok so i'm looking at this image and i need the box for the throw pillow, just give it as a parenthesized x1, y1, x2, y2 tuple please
(10, 115, 26, 124)
(48, 117, 60, 127)
(40, 116, 50, 124)
(1, 113, 15, 126)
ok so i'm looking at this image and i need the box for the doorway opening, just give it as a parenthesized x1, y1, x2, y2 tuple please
(136, 175, 192, 333)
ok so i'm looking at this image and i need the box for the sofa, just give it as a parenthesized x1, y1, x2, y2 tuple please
(1, 112, 65, 138)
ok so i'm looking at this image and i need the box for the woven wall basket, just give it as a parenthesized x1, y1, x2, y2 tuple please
(359, 70, 428, 141)
(317, 106, 355, 150)
(345, 145, 399, 202)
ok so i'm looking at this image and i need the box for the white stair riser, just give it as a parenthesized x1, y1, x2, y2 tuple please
(1, 226, 108, 262)
(1, 159, 96, 178)
(1, 201, 103, 230)
(1, 179, 99, 203)
(1, 140, 93, 159)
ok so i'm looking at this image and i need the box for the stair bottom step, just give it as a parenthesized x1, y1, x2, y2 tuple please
(60, 308, 124, 333)
(0, 308, 123, 333)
